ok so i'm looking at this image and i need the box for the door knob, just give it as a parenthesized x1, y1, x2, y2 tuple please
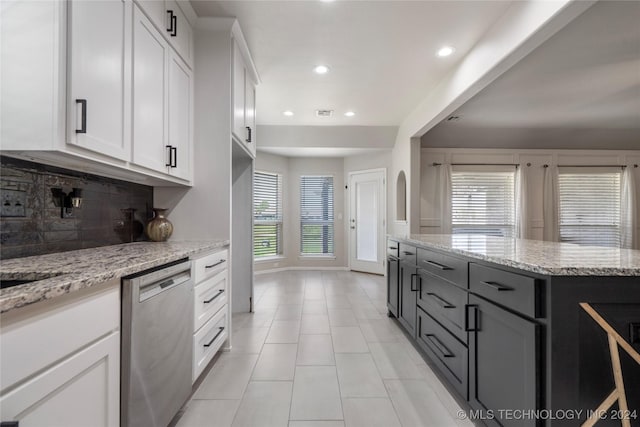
(350, 226, 355, 229)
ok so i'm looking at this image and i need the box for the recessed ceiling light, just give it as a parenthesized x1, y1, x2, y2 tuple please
(320, 0, 335, 3)
(344, 111, 355, 117)
(283, 110, 294, 116)
(314, 65, 330, 74)
(437, 46, 455, 57)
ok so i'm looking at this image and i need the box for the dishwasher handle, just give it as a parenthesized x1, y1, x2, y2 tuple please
(138, 270, 191, 302)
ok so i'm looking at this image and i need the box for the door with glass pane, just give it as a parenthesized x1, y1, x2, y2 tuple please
(349, 170, 386, 275)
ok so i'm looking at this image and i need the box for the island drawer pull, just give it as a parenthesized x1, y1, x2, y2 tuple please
(479, 281, 513, 291)
(388, 246, 397, 250)
(402, 250, 414, 256)
(427, 292, 455, 309)
(423, 260, 453, 271)
(204, 327, 225, 347)
(203, 289, 224, 304)
(205, 259, 226, 269)
(425, 334, 454, 358)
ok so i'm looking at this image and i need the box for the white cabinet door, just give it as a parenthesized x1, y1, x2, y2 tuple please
(0, 332, 120, 427)
(168, 51, 192, 180)
(245, 77, 256, 157)
(166, 0, 193, 67)
(232, 40, 246, 143)
(132, 5, 169, 174)
(136, 0, 166, 31)
(67, 0, 131, 161)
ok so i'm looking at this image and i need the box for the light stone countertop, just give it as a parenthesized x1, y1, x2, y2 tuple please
(0, 240, 229, 314)
(391, 234, 640, 277)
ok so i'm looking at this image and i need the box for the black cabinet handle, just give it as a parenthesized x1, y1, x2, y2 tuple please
(427, 292, 455, 309)
(1, 422, 20, 427)
(171, 146, 177, 168)
(465, 305, 478, 331)
(165, 145, 173, 167)
(410, 273, 419, 292)
(423, 260, 452, 271)
(75, 99, 87, 134)
(203, 289, 224, 304)
(205, 259, 226, 269)
(203, 327, 225, 347)
(479, 281, 513, 291)
(425, 334, 454, 358)
(402, 251, 414, 256)
(388, 246, 397, 250)
(167, 10, 177, 36)
(246, 126, 252, 143)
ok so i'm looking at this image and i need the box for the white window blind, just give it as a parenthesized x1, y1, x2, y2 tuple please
(254, 171, 283, 258)
(559, 172, 621, 247)
(451, 170, 515, 237)
(300, 176, 334, 255)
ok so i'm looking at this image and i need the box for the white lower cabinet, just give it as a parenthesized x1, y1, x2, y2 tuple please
(0, 332, 120, 427)
(0, 283, 120, 427)
(191, 248, 230, 383)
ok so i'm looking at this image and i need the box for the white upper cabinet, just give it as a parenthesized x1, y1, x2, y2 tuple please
(135, 0, 194, 68)
(132, 6, 169, 173)
(168, 51, 192, 180)
(232, 36, 258, 158)
(67, 0, 132, 161)
(0, 0, 194, 186)
(131, 4, 192, 181)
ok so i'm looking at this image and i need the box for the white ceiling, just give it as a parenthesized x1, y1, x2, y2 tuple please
(421, 1, 640, 150)
(191, 0, 512, 126)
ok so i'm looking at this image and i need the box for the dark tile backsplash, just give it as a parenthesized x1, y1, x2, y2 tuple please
(0, 156, 153, 259)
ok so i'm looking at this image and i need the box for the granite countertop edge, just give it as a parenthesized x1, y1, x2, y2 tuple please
(0, 240, 229, 314)
(389, 235, 640, 277)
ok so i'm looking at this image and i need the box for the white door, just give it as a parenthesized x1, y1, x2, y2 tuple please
(67, 0, 131, 160)
(349, 169, 386, 275)
(132, 5, 169, 173)
(168, 51, 192, 180)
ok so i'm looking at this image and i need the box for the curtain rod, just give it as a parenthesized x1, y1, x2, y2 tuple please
(542, 164, 637, 168)
(432, 162, 519, 167)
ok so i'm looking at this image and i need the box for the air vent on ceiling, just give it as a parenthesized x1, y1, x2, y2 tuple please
(316, 109, 334, 117)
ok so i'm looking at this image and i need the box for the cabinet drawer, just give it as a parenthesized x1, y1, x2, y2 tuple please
(193, 249, 228, 284)
(387, 240, 399, 258)
(193, 307, 228, 383)
(194, 270, 227, 332)
(469, 263, 541, 318)
(417, 248, 468, 288)
(417, 269, 468, 344)
(399, 243, 417, 265)
(416, 307, 468, 400)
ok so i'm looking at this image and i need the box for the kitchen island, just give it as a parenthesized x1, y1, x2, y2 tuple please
(387, 234, 640, 427)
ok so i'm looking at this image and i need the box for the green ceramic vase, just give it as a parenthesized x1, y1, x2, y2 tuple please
(145, 208, 173, 242)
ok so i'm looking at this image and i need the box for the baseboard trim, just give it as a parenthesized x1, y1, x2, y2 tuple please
(255, 266, 349, 275)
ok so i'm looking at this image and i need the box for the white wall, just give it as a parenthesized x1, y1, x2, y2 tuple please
(257, 125, 397, 150)
(388, 1, 592, 239)
(420, 148, 640, 247)
(254, 153, 347, 271)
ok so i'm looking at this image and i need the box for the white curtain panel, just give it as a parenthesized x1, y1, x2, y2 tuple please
(621, 166, 638, 249)
(542, 165, 560, 242)
(439, 164, 452, 234)
(515, 166, 528, 239)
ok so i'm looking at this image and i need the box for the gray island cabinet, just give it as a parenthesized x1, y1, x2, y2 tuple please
(387, 235, 640, 427)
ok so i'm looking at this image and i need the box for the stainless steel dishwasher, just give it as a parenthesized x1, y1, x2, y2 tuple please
(121, 259, 194, 427)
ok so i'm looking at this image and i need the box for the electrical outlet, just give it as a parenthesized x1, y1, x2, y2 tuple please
(1, 189, 27, 217)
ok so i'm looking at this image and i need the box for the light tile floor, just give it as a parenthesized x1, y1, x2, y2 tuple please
(175, 270, 473, 427)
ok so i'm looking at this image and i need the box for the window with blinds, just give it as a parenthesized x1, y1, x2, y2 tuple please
(559, 172, 621, 247)
(451, 170, 516, 237)
(300, 176, 334, 255)
(254, 171, 283, 258)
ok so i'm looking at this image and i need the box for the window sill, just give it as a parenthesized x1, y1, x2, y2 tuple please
(298, 255, 337, 260)
(254, 255, 286, 263)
